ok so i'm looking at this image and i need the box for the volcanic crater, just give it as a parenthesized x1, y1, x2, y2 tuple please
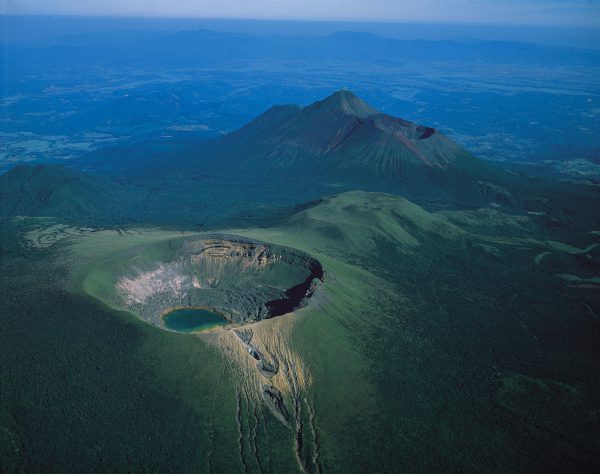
(112, 235, 323, 331)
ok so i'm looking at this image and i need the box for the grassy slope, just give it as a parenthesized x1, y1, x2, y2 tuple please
(0, 223, 263, 472)
(226, 191, 600, 472)
(1, 191, 599, 472)
(0, 165, 144, 224)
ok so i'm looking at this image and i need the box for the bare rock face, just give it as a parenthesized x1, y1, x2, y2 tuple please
(114, 235, 323, 328)
(262, 385, 290, 426)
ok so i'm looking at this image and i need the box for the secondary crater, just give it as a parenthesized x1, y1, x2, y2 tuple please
(89, 235, 323, 332)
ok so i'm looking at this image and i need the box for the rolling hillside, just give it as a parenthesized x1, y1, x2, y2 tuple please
(0, 164, 141, 223)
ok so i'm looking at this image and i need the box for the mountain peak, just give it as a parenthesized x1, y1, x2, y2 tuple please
(314, 90, 378, 119)
(211, 90, 485, 188)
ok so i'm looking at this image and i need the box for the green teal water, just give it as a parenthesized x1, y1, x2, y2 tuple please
(163, 308, 228, 333)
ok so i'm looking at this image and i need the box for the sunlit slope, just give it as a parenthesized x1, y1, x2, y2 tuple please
(283, 191, 465, 253)
(2, 190, 599, 472)
(231, 191, 600, 472)
(69, 190, 480, 473)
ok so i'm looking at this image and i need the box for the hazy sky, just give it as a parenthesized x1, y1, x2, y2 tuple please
(6, 0, 600, 26)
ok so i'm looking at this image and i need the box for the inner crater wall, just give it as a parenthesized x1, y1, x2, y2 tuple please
(87, 234, 323, 329)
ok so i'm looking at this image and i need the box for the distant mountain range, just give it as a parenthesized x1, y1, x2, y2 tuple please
(7, 28, 599, 71)
(2, 91, 597, 228)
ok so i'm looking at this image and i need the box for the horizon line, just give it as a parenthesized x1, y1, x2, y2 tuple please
(2, 12, 599, 29)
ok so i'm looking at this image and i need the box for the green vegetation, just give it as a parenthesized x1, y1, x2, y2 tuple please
(3, 190, 597, 472)
(4, 92, 598, 236)
(81, 234, 320, 327)
(1, 90, 599, 472)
